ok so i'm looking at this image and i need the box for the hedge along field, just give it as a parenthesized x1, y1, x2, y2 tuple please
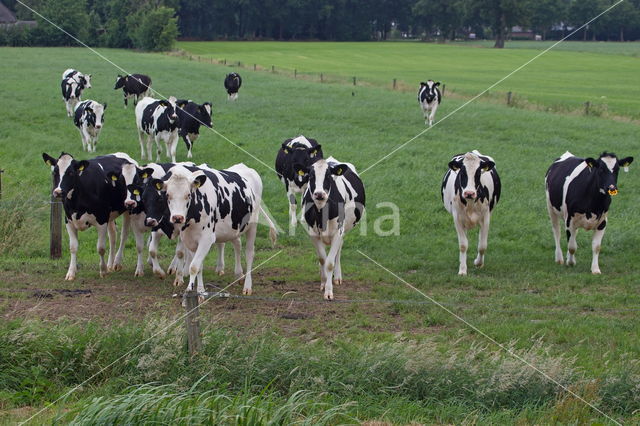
(177, 40, 640, 119)
(0, 46, 639, 423)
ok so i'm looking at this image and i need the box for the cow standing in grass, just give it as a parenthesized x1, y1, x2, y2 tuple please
(176, 99, 213, 159)
(545, 151, 633, 274)
(224, 73, 242, 100)
(442, 151, 501, 276)
(275, 135, 323, 231)
(42, 152, 135, 280)
(61, 69, 92, 117)
(114, 74, 152, 107)
(135, 96, 180, 162)
(296, 157, 365, 300)
(73, 100, 107, 152)
(418, 80, 441, 127)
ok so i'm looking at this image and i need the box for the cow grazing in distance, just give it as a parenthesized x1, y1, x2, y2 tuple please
(418, 80, 442, 127)
(176, 100, 213, 158)
(73, 100, 107, 152)
(42, 152, 136, 280)
(114, 74, 152, 107)
(295, 157, 365, 300)
(275, 135, 324, 231)
(442, 151, 501, 276)
(61, 69, 92, 117)
(224, 72, 242, 100)
(545, 151, 633, 274)
(154, 163, 277, 299)
(135, 96, 180, 162)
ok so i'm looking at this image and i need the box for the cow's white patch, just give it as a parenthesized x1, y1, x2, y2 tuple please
(288, 135, 313, 148)
(601, 156, 617, 172)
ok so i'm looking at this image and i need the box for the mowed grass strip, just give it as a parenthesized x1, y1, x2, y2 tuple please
(178, 40, 640, 119)
(0, 47, 639, 422)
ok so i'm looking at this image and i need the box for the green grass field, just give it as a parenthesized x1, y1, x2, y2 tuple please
(177, 40, 640, 119)
(1, 45, 639, 424)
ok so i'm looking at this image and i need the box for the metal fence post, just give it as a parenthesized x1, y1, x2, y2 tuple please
(50, 173, 62, 259)
(184, 291, 203, 356)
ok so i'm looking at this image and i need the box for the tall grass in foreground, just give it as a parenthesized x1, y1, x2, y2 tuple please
(1, 317, 639, 423)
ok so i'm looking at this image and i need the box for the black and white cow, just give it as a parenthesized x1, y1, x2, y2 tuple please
(114, 74, 152, 107)
(135, 96, 180, 162)
(295, 156, 365, 300)
(224, 72, 242, 100)
(73, 100, 107, 152)
(418, 80, 442, 127)
(61, 69, 92, 117)
(545, 151, 633, 274)
(155, 163, 276, 298)
(441, 151, 500, 276)
(176, 100, 213, 159)
(42, 152, 136, 280)
(275, 135, 323, 231)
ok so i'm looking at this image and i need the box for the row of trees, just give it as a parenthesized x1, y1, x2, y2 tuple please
(2, 0, 640, 48)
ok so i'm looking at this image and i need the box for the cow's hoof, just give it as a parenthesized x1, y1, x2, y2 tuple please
(324, 293, 334, 301)
(474, 260, 484, 268)
(134, 270, 144, 277)
(173, 278, 184, 287)
(458, 271, 467, 276)
(113, 264, 123, 272)
(333, 278, 342, 286)
(217, 270, 225, 276)
(592, 269, 601, 275)
(556, 259, 564, 265)
(242, 288, 252, 296)
(198, 295, 205, 304)
(167, 267, 177, 275)
(153, 269, 166, 279)
(65, 274, 75, 281)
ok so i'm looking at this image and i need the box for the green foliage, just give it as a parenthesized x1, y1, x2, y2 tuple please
(28, 0, 90, 46)
(130, 6, 179, 52)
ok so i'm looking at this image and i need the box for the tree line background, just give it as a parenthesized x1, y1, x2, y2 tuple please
(2, 0, 640, 50)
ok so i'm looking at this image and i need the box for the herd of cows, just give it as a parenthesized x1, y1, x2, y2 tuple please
(47, 67, 634, 301)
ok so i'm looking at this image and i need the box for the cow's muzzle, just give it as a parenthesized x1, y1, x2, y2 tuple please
(313, 192, 326, 201)
(124, 200, 137, 209)
(145, 217, 159, 227)
(463, 190, 477, 200)
(52, 188, 63, 198)
(171, 215, 184, 224)
(608, 185, 618, 196)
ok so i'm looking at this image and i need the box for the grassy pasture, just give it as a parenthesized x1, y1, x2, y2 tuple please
(0, 46, 639, 423)
(458, 40, 640, 56)
(177, 40, 640, 119)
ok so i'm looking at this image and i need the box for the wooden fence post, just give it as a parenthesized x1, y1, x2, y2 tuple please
(507, 91, 513, 106)
(442, 84, 446, 95)
(184, 290, 203, 356)
(254, 63, 257, 71)
(294, 69, 297, 79)
(353, 76, 356, 86)
(584, 101, 590, 115)
(223, 59, 226, 65)
(271, 65, 275, 73)
(320, 73, 323, 82)
(237, 61, 241, 67)
(50, 173, 62, 259)
(0, 169, 4, 200)
(393, 78, 397, 90)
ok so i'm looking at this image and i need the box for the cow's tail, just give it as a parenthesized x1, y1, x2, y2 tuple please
(259, 203, 277, 247)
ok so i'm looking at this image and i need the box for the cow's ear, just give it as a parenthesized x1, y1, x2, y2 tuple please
(618, 157, 634, 170)
(330, 163, 349, 176)
(480, 160, 495, 172)
(309, 144, 321, 158)
(192, 174, 207, 189)
(103, 103, 107, 110)
(151, 179, 165, 191)
(43, 153, 57, 167)
(435, 81, 441, 87)
(293, 163, 308, 177)
(159, 100, 168, 107)
(106, 171, 119, 185)
(176, 99, 189, 108)
(139, 167, 155, 180)
(420, 82, 427, 86)
(76, 160, 90, 173)
(125, 76, 129, 81)
(585, 158, 599, 168)
(281, 139, 293, 153)
(448, 160, 462, 171)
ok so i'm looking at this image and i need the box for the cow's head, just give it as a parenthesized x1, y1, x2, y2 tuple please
(448, 152, 495, 201)
(109, 163, 155, 211)
(585, 152, 634, 196)
(114, 75, 126, 89)
(160, 96, 179, 123)
(295, 159, 349, 210)
(86, 101, 107, 129)
(282, 137, 322, 186)
(419, 80, 440, 103)
(153, 167, 207, 225)
(141, 175, 170, 228)
(42, 152, 89, 199)
(200, 102, 213, 128)
(81, 74, 92, 89)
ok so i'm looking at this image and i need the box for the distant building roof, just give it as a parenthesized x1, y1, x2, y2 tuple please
(0, 1, 17, 24)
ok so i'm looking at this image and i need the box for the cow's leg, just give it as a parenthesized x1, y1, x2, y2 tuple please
(124, 93, 128, 108)
(131, 217, 146, 277)
(242, 224, 257, 295)
(474, 214, 490, 268)
(138, 130, 146, 160)
(96, 223, 109, 277)
(81, 128, 92, 152)
(566, 219, 578, 266)
(183, 135, 193, 159)
(333, 240, 343, 286)
(232, 238, 243, 279)
(549, 209, 564, 264)
(322, 231, 344, 301)
(429, 103, 438, 127)
(186, 236, 214, 297)
(78, 128, 87, 152)
(591, 221, 606, 275)
(172, 241, 187, 287)
(422, 105, 429, 126)
(215, 242, 225, 275)
(169, 132, 178, 163)
(65, 223, 79, 281)
(311, 236, 327, 288)
(288, 192, 297, 232)
(149, 231, 166, 278)
(454, 217, 469, 276)
(168, 239, 182, 275)
(155, 136, 163, 162)
(113, 214, 130, 271)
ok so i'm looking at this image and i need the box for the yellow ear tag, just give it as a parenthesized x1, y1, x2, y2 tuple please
(133, 189, 140, 195)
(311, 150, 317, 156)
(336, 168, 342, 175)
(78, 165, 85, 171)
(482, 166, 489, 172)
(141, 172, 148, 179)
(297, 170, 305, 176)
(155, 182, 163, 190)
(46, 160, 53, 166)
(284, 149, 289, 154)
(111, 175, 118, 181)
